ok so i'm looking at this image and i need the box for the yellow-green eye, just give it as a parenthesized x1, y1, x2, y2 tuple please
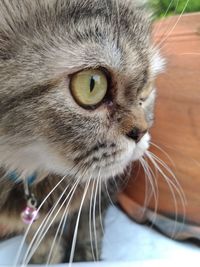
(70, 69, 108, 108)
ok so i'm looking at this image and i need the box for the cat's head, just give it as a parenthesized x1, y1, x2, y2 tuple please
(0, 0, 163, 181)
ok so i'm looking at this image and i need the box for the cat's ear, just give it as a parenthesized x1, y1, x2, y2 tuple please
(150, 49, 166, 77)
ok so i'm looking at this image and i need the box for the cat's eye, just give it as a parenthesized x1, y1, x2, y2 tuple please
(70, 69, 108, 108)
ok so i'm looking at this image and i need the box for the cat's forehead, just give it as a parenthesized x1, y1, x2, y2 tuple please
(0, 0, 160, 87)
(0, 0, 150, 51)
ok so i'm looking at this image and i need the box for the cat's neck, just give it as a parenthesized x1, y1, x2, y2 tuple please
(0, 167, 49, 185)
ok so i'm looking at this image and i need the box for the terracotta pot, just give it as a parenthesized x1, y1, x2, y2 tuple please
(118, 13, 200, 240)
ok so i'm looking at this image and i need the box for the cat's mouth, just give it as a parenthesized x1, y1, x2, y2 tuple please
(76, 133, 150, 181)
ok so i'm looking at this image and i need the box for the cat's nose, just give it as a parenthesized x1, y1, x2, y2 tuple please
(126, 127, 147, 143)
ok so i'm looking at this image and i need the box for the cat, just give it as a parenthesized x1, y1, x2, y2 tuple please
(0, 0, 163, 264)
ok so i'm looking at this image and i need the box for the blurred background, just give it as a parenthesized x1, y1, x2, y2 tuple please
(149, 0, 200, 18)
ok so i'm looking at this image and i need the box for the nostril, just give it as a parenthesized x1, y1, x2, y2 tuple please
(126, 127, 147, 143)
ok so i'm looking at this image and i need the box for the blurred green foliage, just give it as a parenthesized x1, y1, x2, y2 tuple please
(149, 0, 200, 18)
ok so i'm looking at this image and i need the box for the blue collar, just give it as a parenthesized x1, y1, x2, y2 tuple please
(7, 171, 37, 186)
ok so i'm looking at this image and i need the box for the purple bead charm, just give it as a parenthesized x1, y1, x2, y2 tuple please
(21, 194, 39, 224)
(21, 206, 39, 224)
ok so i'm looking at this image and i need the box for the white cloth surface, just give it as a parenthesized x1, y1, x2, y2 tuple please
(0, 206, 200, 266)
(102, 206, 200, 261)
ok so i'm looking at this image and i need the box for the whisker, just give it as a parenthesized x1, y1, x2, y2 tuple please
(153, 0, 175, 37)
(148, 151, 186, 205)
(93, 170, 101, 261)
(14, 172, 72, 266)
(46, 210, 69, 265)
(89, 177, 96, 262)
(150, 141, 176, 169)
(142, 157, 159, 207)
(139, 157, 159, 225)
(98, 174, 105, 235)
(151, 141, 200, 168)
(104, 179, 115, 208)
(156, 0, 190, 49)
(69, 175, 92, 266)
(145, 152, 179, 237)
(145, 150, 186, 237)
(112, 175, 120, 192)
(23, 176, 81, 265)
(19, 161, 90, 265)
(178, 52, 200, 56)
(45, 166, 91, 264)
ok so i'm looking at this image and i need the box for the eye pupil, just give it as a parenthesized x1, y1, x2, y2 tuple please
(90, 76, 95, 92)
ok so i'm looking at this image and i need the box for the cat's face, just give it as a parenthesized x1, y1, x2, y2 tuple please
(0, 0, 163, 181)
